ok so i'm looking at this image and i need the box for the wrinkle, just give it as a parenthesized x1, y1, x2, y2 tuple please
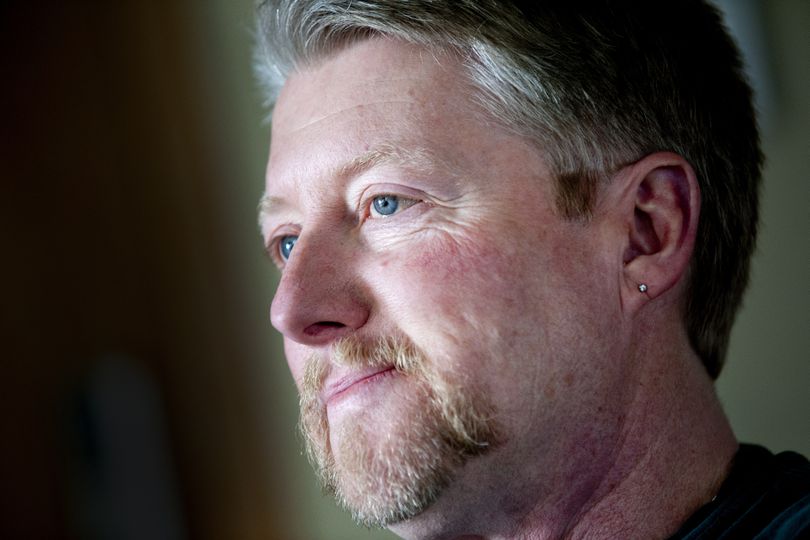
(278, 99, 418, 135)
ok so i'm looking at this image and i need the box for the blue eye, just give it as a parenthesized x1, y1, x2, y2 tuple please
(372, 195, 399, 216)
(279, 235, 298, 261)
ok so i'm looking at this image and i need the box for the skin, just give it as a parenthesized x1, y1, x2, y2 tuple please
(261, 37, 738, 539)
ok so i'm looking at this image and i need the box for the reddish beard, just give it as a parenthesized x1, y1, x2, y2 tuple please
(298, 334, 501, 526)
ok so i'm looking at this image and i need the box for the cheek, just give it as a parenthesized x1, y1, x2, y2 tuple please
(411, 234, 496, 277)
(410, 230, 516, 296)
(375, 229, 534, 340)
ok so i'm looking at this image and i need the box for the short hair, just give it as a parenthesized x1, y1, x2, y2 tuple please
(254, 0, 762, 378)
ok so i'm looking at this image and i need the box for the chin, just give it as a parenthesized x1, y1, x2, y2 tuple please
(331, 409, 451, 527)
(319, 381, 501, 528)
(299, 335, 503, 528)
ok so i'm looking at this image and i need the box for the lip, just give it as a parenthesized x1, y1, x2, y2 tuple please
(324, 366, 396, 405)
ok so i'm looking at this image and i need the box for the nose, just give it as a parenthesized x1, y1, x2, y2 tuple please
(270, 232, 370, 346)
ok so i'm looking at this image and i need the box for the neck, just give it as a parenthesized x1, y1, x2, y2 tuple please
(391, 334, 737, 540)
(561, 341, 737, 539)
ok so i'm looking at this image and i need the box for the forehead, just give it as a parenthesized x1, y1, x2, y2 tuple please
(266, 38, 490, 185)
(262, 37, 554, 221)
(270, 38, 466, 136)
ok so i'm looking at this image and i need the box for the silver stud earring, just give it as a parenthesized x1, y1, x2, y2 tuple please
(638, 284, 648, 293)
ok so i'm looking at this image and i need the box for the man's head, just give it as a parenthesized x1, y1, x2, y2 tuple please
(256, 0, 760, 533)
(257, 0, 761, 378)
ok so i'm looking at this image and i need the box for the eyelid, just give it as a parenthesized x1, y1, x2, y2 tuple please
(357, 184, 426, 220)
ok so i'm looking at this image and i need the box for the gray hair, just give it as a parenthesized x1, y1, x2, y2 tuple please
(255, 0, 762, 378)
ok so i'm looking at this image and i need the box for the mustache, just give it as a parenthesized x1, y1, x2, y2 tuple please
(301, 334, 425, 400)
(300, 333, 495, 451)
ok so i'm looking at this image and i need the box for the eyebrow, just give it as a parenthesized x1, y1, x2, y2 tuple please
(258, 143, 456, 226)
(257, 194, 285, 225)
(337, 143, 444, 179)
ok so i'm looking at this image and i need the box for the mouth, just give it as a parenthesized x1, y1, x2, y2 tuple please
(324, 366, 396, 406)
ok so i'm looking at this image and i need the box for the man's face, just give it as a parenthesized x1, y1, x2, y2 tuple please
(262, 38, 630, 529)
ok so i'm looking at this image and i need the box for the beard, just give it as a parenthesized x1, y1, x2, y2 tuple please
(298, 334, 501, 527)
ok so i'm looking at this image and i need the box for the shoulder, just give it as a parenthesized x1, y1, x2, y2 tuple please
(670, 444, 810, 539)
(755, 447, 810, 539)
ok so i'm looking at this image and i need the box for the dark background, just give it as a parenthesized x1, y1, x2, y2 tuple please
(1, 1, 806, 538)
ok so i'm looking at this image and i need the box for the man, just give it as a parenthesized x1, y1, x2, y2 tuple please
(255, 1, 809, 538)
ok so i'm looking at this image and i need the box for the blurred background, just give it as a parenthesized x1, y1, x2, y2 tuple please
(0, 1, 806, 538)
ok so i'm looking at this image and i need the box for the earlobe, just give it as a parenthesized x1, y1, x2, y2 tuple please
(620, 152, 700, 313)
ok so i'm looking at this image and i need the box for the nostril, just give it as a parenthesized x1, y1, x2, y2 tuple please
(303, 321, 346, 337)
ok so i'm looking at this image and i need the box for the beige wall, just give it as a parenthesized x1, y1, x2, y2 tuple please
(715, 1, 810, 457)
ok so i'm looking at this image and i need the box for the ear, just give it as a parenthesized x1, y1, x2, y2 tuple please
(618, 152, 700, 313)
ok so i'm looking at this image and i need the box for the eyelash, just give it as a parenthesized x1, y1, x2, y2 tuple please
(268, 193, 425, 267)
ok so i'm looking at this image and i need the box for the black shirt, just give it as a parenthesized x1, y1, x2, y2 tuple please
(670, 444, 810, 539)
